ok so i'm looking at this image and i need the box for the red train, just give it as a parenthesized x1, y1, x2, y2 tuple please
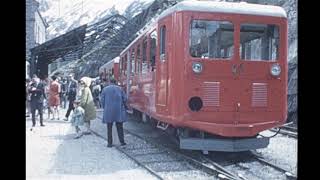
(113, 1, 288, 152)
(99, 57, 120, 82)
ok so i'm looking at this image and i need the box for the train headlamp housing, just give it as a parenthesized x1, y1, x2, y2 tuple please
(192, 62, 203, 74)
(270, 64, 281, 77)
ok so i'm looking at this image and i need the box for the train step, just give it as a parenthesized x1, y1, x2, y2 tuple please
(156, 121, 169, 130)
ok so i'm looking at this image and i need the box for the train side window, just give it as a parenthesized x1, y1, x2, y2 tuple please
(240, 24, 279, 61)
(137, 44, 141, 73)
(122, 56, 125, 76)
(160, 26, 166, 61)
(119, 58, 121, 72)
(123, 57, 125, 75)
(150, 30, 157, 71)
(124, 55, 127, 76)
(119, 57, 124, 75)
(142, 38, 148, 74)
(131, 49, 135, 75)
(190, 20, 234, 59)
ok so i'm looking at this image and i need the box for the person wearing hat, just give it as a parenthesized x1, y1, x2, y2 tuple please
(79, 77, 97, 134)
(70, 99, 85, 139)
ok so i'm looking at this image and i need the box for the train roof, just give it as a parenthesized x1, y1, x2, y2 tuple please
(120, 0, 286, 56)
(119, 22, 156, 56)
(159, 0, 287, 19)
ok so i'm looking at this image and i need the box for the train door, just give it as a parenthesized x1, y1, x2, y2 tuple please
(235, 21, 286, 123)
(155, 18, 171, 112)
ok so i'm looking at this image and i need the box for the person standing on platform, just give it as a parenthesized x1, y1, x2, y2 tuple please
(79, 77, 96, 134)
(63, 74, 78, 121)
(70, 100, 85, 139)
(101, 78, 128, 148)
(48, 76, 61, 120)
(92, 81, 102, 108)
(28, 77, 46, 127)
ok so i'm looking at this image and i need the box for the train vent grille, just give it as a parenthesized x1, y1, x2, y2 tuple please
(252, 83, 268, 107)
(203, 82, 220, 106)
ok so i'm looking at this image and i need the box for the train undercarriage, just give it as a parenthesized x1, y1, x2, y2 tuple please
(130, 109, 270, 153)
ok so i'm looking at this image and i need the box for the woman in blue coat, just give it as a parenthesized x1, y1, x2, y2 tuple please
(101, 78, 128, 147)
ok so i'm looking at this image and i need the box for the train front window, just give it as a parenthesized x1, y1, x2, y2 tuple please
(190, 20, 234, 59)
(240, 24, 279, 61)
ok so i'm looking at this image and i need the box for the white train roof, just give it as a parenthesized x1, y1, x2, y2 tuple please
(120, 0, 286, 56)
(159, 0, 287, 19)
(119, 22, 156, 56)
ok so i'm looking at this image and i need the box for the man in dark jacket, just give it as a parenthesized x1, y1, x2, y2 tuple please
(63, 74, 78, 121)
(60, 78, 67, 109)
(101, 78, 127, 147)
(29, 77, 46, 127)
(92, 81, 101, 108)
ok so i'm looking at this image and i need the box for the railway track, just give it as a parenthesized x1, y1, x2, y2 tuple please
(249, 151, 297, 179)
(90, 130, 164, 180)
(94, 114, 296, 179)
(91, 127, 241, 180)
(185, 146, 297, 180)
(270, 124, 297, 138)
(281, 125, 297, 132)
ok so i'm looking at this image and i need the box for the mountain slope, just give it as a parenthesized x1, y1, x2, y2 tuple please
(39, 0, 154, 40)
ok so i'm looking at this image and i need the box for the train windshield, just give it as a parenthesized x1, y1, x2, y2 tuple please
(190, 20, 234, 59)
(240, 24, 279, 61)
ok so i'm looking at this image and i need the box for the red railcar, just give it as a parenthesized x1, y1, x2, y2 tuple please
(99, 56, 120, 81)
(117, 1, 288, 152)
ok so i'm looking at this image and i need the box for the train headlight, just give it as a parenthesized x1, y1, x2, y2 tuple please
(270, 64, 281, 77)
(192, 62, 203, 74)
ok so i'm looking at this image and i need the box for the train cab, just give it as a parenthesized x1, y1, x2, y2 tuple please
(118, 0, 288, 152)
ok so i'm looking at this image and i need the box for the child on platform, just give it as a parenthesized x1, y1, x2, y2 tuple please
(70, 100, 85, 139)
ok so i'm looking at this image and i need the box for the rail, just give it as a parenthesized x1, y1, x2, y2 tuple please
(270, 123, 297, 138)
(250, 151, 297, 179)
(91, 117, 240, 179)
